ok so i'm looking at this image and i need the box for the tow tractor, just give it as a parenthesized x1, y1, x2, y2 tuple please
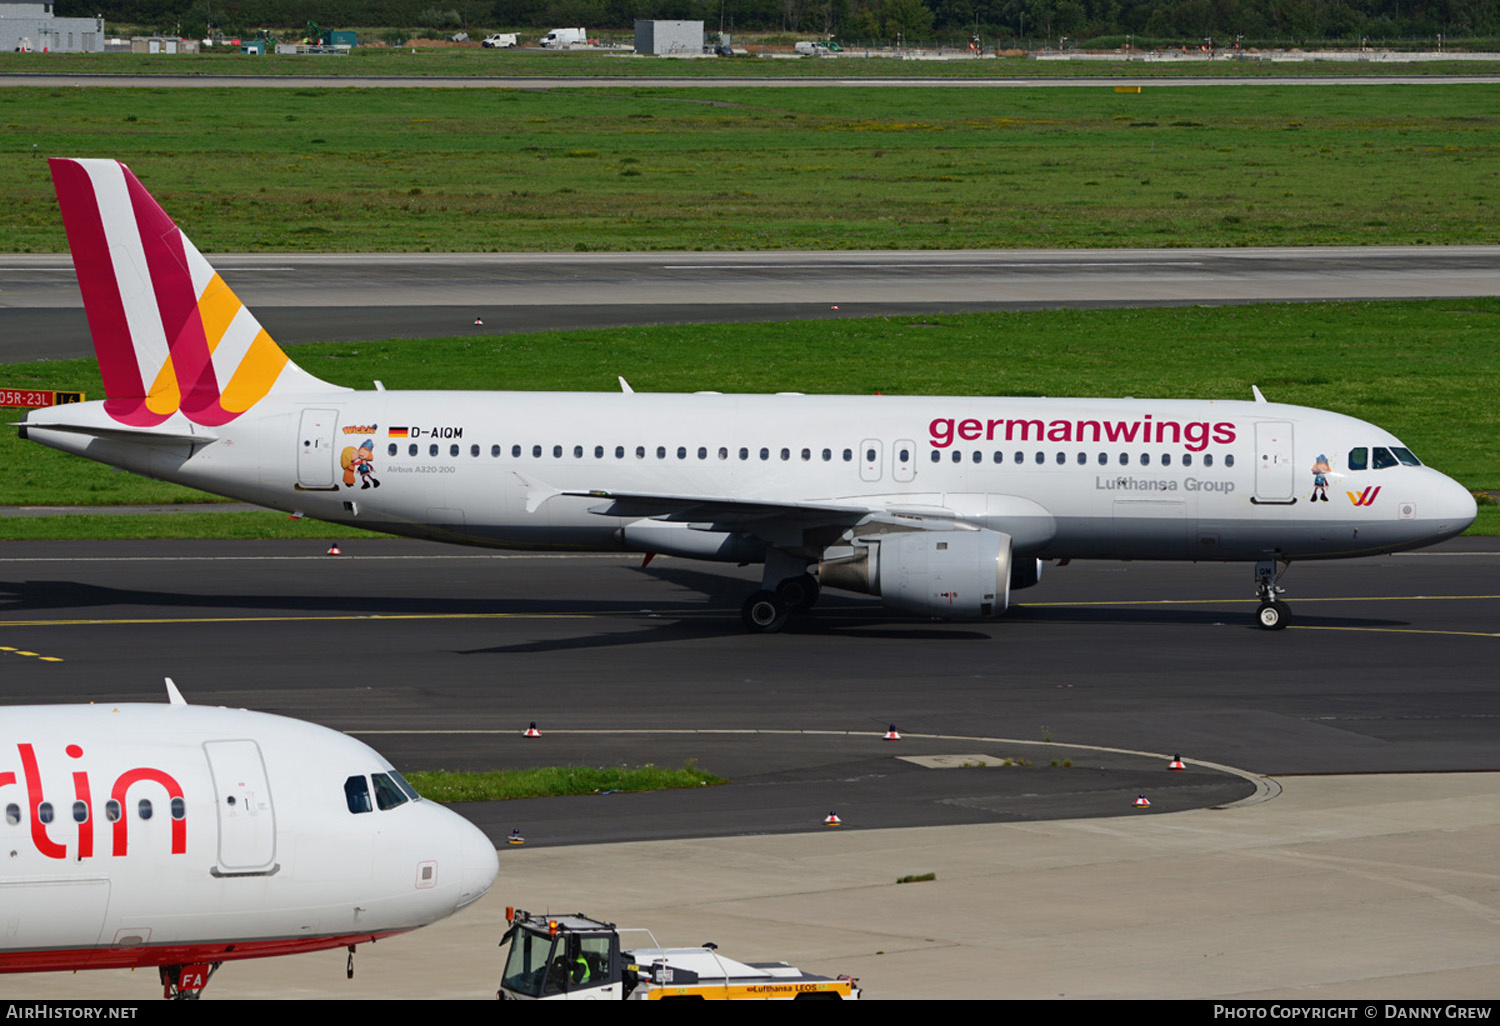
(497, 908, 861, 1000)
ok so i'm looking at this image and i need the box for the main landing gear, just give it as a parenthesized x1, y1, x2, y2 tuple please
(741, 573, 821, 634)
(1254, 557, 1291, 630)
(160, 962, 221, 1000)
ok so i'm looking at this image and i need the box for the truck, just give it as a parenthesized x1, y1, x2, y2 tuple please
(497, 908, 861, 1000)
(538, 27, 588, 48)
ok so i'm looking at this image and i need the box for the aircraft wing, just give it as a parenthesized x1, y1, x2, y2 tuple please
(564, 489, 876, 527)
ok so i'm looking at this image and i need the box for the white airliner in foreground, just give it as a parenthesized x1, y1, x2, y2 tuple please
(0, 679, 498, 999)
(22, 159, 1478, 632)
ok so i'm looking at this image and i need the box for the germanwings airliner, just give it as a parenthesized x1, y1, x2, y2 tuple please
(20, 159, 1478, 632)
(0, 679, 498, 998)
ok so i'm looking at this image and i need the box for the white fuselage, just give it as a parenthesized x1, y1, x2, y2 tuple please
(0, 704, 498, 973)
(23, 390, 1477, 565)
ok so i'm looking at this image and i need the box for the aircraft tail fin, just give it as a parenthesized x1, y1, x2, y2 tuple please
(48, 158, 341, 429)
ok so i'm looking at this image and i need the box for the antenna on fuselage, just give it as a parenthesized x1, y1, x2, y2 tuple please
(618, 376, 635, 394)
(1251, 385, 1268, 403)
(164, 677, 188, 706)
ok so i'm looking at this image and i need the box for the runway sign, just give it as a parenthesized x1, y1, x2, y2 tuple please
(0, 388, 85, 408)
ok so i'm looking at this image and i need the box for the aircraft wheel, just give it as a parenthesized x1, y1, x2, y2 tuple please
(742, 591, 790, 633)
(1255, 600, 1291, 631)
(775, 574, 821, 613)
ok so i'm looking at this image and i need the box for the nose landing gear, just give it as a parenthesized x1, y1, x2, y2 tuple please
(1254, 558, 1291, 630)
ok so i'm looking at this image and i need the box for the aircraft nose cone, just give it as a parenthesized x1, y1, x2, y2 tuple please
(454, 816, 499, 911)
(1441, 475, 1479, 532)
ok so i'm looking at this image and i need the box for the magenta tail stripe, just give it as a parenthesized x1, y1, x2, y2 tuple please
(48, 159, 166, 426)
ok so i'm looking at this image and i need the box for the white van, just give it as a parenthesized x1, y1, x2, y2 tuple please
(482, 33, 517, 48)
(539, 28, 587, 48)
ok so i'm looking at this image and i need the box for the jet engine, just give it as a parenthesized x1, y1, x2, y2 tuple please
(817, 528, 1011, 618)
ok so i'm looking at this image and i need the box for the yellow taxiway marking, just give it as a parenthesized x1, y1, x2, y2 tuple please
(1288, 626, 1500, 639)
(0, 594, 1494, 639)
(1027, 594, 1500, 607)
(0, 645, 63, 662)
(0, 613, 598, 628)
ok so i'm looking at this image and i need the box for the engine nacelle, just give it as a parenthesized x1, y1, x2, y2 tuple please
(1010, 556, 1043, 591)
(818, 529, 1011, 619)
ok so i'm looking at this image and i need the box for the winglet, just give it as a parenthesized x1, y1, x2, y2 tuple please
(164, 676, 187, 706)
(1251, 385, 1267, 403)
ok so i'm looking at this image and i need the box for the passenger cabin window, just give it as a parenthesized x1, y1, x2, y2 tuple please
(5, 803, 19, 825)
(345, 775, 373, 814)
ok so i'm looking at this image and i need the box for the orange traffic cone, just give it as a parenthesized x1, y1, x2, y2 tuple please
(1134, 794, 1151, 808)
(824, 811, 842, 826)
(327, 542, 342, 555)
(884, 724, 901, 741)
(474, 317, 484, 326)
(523, 722, 541, 738)
(1168, 754, 1186, 771)
(508, 828, 525, 845)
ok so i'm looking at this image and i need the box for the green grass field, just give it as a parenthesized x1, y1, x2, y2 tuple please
(3, 301, 1495, 537)
(4, 84, 1498, 253)
(404, 763, 726, 803)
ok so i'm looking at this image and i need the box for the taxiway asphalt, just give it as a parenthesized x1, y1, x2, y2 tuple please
(1, 536, 1495, 846)
(0, 537, 1497, 1000)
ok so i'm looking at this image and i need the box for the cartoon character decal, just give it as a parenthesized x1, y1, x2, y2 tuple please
(341, 438, 381, 490)
(1311, 453, 1331, 503)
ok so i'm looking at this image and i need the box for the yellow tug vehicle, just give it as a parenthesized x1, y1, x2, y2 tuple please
(497, 907, 861, 1000)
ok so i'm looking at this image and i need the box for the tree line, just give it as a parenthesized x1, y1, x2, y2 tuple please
(56, 0, 1500, 43)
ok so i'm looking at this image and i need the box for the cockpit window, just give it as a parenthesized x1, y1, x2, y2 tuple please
(1372, 446, 1398, 469)
(372, 772, 409, 811)
(1348, 447, 1367, 471)
(389, 770, 422, 802)
(345, 775, 373, 814)
(1391, 447, 1421, 467)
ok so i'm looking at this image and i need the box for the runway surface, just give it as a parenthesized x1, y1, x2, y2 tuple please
(5, 246, 1500, 360)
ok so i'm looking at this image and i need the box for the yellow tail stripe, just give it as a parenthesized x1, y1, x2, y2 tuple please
(219, 330, 288, 413)
(196, 273, 243, 354)
(144, 356, 182, 415)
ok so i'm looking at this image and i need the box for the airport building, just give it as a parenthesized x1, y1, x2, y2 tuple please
(634, 19, 704, 56)
(1, 1, 104, 52)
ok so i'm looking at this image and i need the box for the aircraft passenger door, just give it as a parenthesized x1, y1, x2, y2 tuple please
(296, 409, 339, 490)
(203, 740, 277, 875)
(1254, 421, 1296, 502)
(860, 439, 883, 483)
(893, 439, 916, 483)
